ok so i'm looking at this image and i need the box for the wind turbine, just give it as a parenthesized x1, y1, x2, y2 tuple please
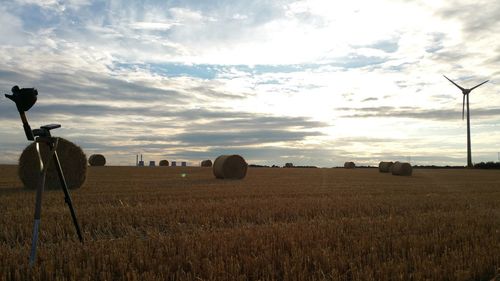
(443, 75, 489, 168)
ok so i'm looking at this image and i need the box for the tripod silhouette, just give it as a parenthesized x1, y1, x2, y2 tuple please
(5, 86, 83, 266)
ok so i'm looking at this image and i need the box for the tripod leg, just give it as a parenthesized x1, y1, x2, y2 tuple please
(29, 142, 47, 267)
(52, 150, 84, 243)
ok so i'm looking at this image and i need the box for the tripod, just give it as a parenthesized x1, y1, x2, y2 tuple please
(5, 86, 83, 266)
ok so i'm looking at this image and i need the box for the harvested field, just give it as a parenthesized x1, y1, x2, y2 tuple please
(0, 165, 499, 281)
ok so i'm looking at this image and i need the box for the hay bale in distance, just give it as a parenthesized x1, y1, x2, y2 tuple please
(213, 155, 247, 179)
(391, 162, 413, 176)
(88, 154, 106, 166)
(201, 159, 212, 167)
(284, 163, 294, 168)
(378, 161, 394, 173)
(19, 138, 87, 190)
(159, 160, 169, 166)
(344, 162, 355, 169)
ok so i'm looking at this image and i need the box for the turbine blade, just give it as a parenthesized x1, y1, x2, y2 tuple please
(462, 94, 465, 120)
(470, 80, 489, 91)
(443, 75, 465, 91)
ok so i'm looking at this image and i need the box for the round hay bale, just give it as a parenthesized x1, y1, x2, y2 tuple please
(344, 161, 355, 169)
(391, 162, 413, 176)
(88, 154, 106, 166)
(378, 161, 394, 173)
(213, 155, 247, 179)
(201, 159, 212, 167)
(159, 160, 169, 166)
(19, 138, 87, 190)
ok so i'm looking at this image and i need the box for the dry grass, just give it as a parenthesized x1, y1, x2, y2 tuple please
(344, 162, 355, 169)
(200, 160, 212, 167)
(378, 161, 393, 173)
(88, 154, 106, 166)
(18, 138, 87, 190)
(0, 165, 499, 281)
(391, 162, 413, 176)
(213, 155, 247, 179)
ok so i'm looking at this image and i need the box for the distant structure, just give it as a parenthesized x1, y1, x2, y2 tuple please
(171, 161, 177, 167)
(149, 161, 155, 167)
(138, 154, 144, 167)
(444, 75, 489, 168)
(181, 161, 187, 167)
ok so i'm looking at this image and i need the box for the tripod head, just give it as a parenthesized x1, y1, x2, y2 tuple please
(5, 85, 38, 112)
(5, 85, 38, 140)
(4, 85, 59, 141)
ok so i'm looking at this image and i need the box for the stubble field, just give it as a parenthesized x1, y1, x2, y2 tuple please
(0, 165, 499, 281)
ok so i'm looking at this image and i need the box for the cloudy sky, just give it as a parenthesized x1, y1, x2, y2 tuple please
(0, 0, 499, 167)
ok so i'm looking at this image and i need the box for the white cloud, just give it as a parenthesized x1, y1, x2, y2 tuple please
(15, 0, 60, 7)
(129, 21, 179, 31)
(0, 0, 499, 166)
(169, 7, 211, 23)
(14, 0, 92, 11)
(0, 6, 27, 46)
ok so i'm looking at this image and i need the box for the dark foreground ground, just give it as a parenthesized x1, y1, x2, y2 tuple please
(0, 165, 499, 281)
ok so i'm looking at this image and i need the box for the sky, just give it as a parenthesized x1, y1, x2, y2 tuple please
(0, 0, 499, 167)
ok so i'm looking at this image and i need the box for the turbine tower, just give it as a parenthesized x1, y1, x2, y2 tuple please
(443, 75, 488, 168)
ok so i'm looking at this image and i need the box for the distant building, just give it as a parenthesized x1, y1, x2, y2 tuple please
(149, 161, 155, 167)
(137, 154, 144, 167)
(181, 161, 187, 167)
(171, 161, 177, 167)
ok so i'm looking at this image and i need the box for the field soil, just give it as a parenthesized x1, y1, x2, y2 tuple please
(0, 165, 499, 281)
